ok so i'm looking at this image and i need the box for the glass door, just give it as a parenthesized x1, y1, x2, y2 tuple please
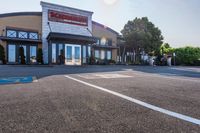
(74, 46, 81, 65)
(65, 44, 81, 65)
(8, 44, 16, 63)
(65, 45, 73, 65)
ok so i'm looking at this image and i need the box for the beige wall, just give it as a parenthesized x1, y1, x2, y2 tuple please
(112, 49, 117, 61)
(0, 15, 42, 36)
(0, 15, 42, 61)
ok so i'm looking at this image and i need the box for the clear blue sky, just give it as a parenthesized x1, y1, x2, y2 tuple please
(0, 0, 199, 47)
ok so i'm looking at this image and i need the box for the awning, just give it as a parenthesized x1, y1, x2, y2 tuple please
(47, 32, 97, 44)
(0, 36, 42, 43)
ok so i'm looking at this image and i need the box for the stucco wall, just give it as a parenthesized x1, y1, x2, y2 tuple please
(0, 15, 42, 61)
(0, 15, 42, 36)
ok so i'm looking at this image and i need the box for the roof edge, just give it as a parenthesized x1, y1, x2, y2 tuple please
(40, 1, 93, 15)
(0, 12, 42, 18)
(92, 21, 119, 35)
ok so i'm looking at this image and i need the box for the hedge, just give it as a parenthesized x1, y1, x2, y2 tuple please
(174, 46, 200, 66)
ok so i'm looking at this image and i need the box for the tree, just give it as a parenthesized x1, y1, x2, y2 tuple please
(0, 45, 5, 64)
(19, 46, 26, 64)
(160, 43, 174, 56)
(37, 48, 43, 64)
(121, 17, 163, 55)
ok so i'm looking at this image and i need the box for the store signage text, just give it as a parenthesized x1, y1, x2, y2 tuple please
(48, 10, 88, 26)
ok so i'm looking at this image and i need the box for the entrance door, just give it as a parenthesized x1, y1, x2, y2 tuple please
(65, 44, 81, 65)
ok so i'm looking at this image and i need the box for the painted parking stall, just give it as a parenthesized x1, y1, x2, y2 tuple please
(65, 72, 200, 126)
(0, 76, 37, 85)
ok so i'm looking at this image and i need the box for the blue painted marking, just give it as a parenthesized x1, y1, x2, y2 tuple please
(0, 76, 33, 85)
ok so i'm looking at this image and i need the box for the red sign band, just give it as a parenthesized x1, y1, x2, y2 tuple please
(48, 10, 88, 26)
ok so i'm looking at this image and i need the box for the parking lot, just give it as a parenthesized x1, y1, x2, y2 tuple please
(0, 65, 200, 132)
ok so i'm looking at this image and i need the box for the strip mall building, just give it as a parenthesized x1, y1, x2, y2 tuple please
(0, 2, 119, 65)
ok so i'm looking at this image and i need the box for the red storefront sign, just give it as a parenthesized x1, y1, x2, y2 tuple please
(48, 10, 88, 26)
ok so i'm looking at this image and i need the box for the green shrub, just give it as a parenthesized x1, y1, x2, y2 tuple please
(108, 60, 116, 64)
(174, 46, 200, 66)
(0, 45, 5, 64)
(89, 56, 95, 65)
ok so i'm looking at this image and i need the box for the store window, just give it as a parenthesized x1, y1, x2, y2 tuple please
(8, 44, 16, 62)
(107, 51, 112, 60)
(101, 37, 106, 45)
(66, 46, 72, 61)
(83, 46, 86, 63)
(30, 46, 37, 63)
(7, 30, 17, 38)
(52, 44, 56, 63)
(19, 31, 28, 39)
(108, 39, 112, 46)
(96, 38, 101, 45)
(100, 50, 105, 60)
(29, 32, 38, 40)
(88, 46, 91, 57)
(95, 50, 100, 59)
(7, 29, 39, 40)
(75, 47, 80, 62)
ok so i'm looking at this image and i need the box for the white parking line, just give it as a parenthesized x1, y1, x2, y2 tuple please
(65, 75, 200, 125)
(78, 73, 132, 79)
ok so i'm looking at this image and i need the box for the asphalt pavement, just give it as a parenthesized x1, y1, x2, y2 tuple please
(0, 65, 200, 133)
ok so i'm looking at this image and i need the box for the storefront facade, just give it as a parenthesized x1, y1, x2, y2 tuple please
(0, 2, 119, 65)
(92, 21, 119, 64)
